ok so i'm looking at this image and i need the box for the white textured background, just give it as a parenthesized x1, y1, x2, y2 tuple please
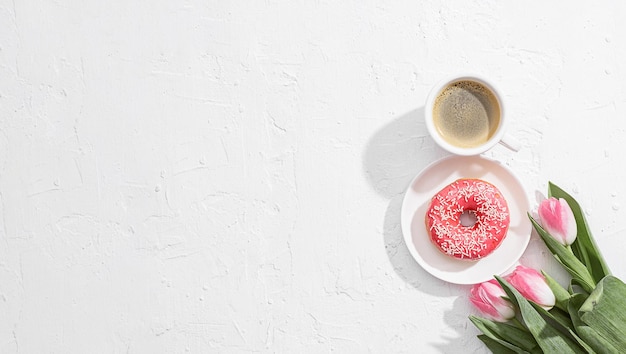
(2, 1, 626, 353)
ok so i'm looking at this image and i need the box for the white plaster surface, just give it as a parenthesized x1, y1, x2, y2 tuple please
(2, 1, 626, 353)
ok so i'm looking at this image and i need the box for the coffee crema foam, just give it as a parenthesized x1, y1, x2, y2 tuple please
(432, 80, 501, 148)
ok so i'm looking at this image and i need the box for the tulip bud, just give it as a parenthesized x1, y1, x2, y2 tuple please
(538, 197, 577, 246)
(505, 265, 556, 310)
(470, 279, 516, 322)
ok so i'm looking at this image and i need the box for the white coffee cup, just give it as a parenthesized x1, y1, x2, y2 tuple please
(425, 75, 520, 156)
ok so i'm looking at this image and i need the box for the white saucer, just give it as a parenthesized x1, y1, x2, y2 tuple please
(400, 155, 531, 284)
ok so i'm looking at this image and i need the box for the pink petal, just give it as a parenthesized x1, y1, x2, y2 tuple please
(469, 280, 515, 322)
(506, 266, 555, 310)
(538, 198, 577, 246)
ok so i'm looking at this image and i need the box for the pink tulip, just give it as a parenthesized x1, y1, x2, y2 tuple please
(470, 279, 516, 322)
(538, 197, 577, 246)
(505, 265, 555, 310)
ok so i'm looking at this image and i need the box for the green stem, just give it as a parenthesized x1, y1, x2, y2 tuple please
(510, 317, 526, 331)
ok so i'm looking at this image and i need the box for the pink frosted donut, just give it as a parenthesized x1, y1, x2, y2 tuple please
(425, 178, 510, 260)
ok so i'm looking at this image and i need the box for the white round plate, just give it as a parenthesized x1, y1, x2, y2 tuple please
(401, 155, 531, 284)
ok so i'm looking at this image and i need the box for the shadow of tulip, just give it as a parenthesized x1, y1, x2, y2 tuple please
(433, 296, 490, 353)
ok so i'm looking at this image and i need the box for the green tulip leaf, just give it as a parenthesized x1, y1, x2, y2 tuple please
(528, 214, 596, 292)
(548, 182, 611, 282)
(469, 316, 538, 352)
(542, 270, 571, 311)
(579, 276, 626, 351)
(495, 276, 587, 354)
(477, 335, 525, 354)
(530, 302, 594, 353)
(544, 306, 574, 331)
(568, 293, 619, 354)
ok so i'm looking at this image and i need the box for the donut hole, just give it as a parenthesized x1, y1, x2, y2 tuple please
(459, 210, 478, 227)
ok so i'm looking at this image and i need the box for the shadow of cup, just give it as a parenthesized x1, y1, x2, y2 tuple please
(363, 107, 444, 199)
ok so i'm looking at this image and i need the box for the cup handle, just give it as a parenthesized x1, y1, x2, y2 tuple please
(499, 133, 521, 152)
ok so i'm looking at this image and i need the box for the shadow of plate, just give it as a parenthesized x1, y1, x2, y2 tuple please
(362, 108, 454, 294)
